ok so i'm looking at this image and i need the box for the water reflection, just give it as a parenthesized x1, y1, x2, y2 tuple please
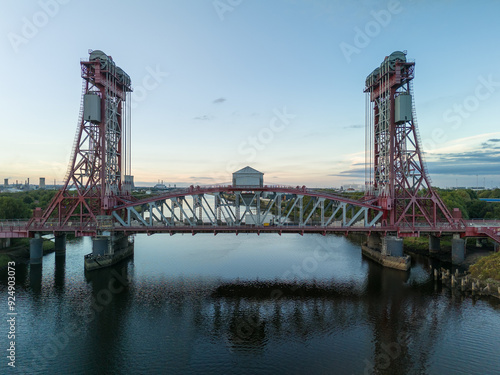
(82, 259, 133, 374)
(54, 255, 66, 293)
(123, 258, 465, 374)
(1, 234, 499, 375)
(29, 263, 43, 293)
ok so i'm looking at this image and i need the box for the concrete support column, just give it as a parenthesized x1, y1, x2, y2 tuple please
(30, 237, 43, 265)
(452, 234, 465, 265)
(382, 235, 404, 257)
(429, 235, 441, 254)
(112, 234, 128, 252)
(92, 236, 109, 256)
(55, 234, 66, 256)
(367, 233, 381, 250)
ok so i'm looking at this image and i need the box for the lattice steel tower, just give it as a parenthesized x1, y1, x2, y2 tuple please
(39, 50, 133, 227)
(364, 51, 453, 228)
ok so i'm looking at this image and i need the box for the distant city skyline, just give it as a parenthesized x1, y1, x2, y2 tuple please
(2, 0, 500, 188)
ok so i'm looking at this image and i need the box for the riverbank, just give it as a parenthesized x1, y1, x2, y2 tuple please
(433, 266, 500, 300)
(403, 236, 495, 267)
(402, 236, 500, 300)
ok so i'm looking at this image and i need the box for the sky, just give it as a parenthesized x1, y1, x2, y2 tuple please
(1, 0, 499, 189)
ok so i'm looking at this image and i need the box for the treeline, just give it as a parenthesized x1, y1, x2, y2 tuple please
(0, 190, 56, 220)
(334, 188, 499, 220)
(0, 188, 499, 221)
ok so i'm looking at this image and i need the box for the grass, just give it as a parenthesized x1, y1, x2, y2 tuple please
(403, 236, 452, 252)
(11, 238, 30, 247)
(469, 251, 500, 281)
(42, 240, 55, 252)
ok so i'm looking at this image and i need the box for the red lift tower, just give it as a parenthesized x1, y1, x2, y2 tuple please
(364, 51, 454, 229)
(36, 50, 133, 228)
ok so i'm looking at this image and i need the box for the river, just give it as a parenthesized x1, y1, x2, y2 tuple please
(1, 233, 500, 374)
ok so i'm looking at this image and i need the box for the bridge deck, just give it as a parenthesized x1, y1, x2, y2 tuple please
(0, 221, 493, 238)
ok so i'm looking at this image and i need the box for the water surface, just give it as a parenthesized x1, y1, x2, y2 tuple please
(1, 234, 499, 374)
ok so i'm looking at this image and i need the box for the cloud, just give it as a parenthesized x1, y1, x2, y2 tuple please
(432, 150, 500, 162)
(427, 162, 500, 176)
(328, 167, 365, 177)
(343, 124, 363, 129)
(425, 148, 500, 176)
(481, 139, 500, 148)
(333, 148, 500, 178)
(193, 115, 214, 121)
(189, 176, 213, 180)
(213, 97, 226, 104)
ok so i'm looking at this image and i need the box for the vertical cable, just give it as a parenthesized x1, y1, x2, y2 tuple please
(365, 90, 370, 194)
(127, 91, 131, 176)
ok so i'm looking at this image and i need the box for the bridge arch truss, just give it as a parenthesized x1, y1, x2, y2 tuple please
(111, 186, 384, 233)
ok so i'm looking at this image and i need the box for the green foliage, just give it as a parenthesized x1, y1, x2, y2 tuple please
(23, 195, 34, 204)
(467, 200, 490, 219)
(0, 254, 11, 268)
(469, 251, 500, 281)
(478, 189, 500, 199)
(0, 190, 57, 219)
(132, 192, 151, 200)
(43, 240, 55, 252)
(12, 238, 30, 247)
(0, 196, 31, 219)
(435, 188, 500, 220)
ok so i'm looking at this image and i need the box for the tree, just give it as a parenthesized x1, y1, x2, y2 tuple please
(0, 197, 31, 219)
(23, 195, 33, 205)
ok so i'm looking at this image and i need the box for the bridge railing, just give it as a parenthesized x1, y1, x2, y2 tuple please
(191, 184, 299, 191)
(465, 219, 500, 227)
(28, 220, 99, 230)
(0, 220, 29, 228)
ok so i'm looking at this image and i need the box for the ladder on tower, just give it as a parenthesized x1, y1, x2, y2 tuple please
(409, 79, 432, 184)
(63, 79, 87, 185)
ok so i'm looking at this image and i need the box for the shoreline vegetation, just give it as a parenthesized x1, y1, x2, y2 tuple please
(0, 238, 55, 268)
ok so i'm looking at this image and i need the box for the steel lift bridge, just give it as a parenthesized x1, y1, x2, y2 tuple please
(2, 50, 499, 269)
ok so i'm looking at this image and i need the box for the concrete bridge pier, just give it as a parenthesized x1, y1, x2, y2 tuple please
(30, 235, 43, 265)
(112, 234, 130, 253)
(366, 233, 381, 250)
(382, 236, 404, 257)
(362, 234, 410, 271)
(429, 235, 441, 254)
(92, 235, 110, 256)
(452, 234, 465, 264)
(55, 234, 66, 256)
